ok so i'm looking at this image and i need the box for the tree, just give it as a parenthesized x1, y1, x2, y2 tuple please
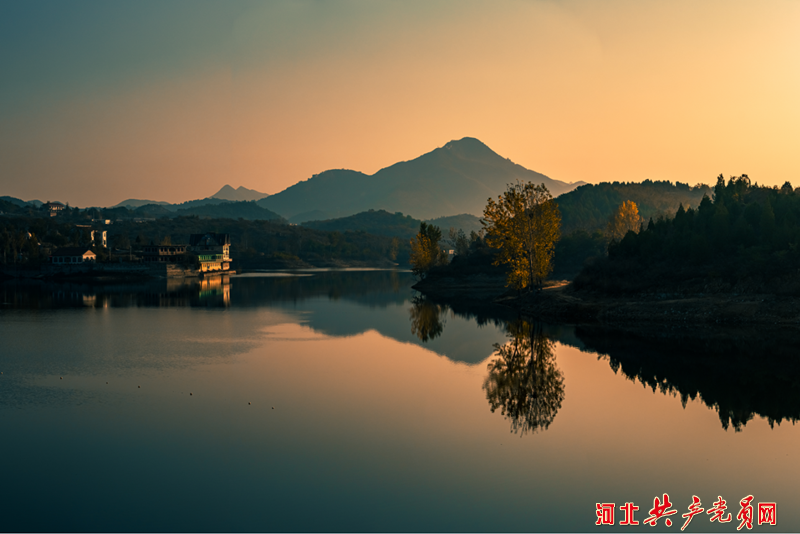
(448, 227, 470, 257)
(409, 222, 447, 278)
(482, 181, 561, 291)
(483, 319, 565, 435)
(408, 295, 447, 342)
(606, 200, 642, 243)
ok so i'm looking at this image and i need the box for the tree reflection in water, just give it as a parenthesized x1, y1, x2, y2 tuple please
(409, 295, 448, 342)
(483, 319, 565, 435)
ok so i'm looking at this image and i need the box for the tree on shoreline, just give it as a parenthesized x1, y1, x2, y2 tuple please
(409, 222, 447, 279)
(483, 182, 561, 291)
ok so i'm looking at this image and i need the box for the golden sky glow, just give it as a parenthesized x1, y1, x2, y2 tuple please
(2, 0, 799, 206)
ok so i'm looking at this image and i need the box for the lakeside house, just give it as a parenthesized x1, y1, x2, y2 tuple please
(76, 224, 108, 248)
(42, 201, 65, 217)
(189, 233, 231, 272)
(140, 234, 231, 273)
(142, 244, 188, 263)
(51, 247, 96, 264)
(90, 230, 107, 248)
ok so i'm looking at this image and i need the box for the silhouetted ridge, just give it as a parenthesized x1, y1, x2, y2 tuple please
(260, 137, 581, 222)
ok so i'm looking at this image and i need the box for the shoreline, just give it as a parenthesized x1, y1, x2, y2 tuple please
(413, 275, 800, 329)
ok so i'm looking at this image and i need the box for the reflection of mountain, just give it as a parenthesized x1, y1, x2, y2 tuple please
(2, 272, 511, 365)
(575, 326, 800, 431)
(230, 270, 411, 309)
(231, 272, 510, 363)
(293, 295, 509, 365)
(484, 319, 565, 435)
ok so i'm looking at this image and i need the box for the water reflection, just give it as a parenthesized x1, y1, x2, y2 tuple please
(575, 325, 800, 431)
(406, 294, 800, 435)
(484, 319, 566, 435)
(6, 270, 800, 434)
(1, 276, 231, 309)
(409, 295, 447, 342)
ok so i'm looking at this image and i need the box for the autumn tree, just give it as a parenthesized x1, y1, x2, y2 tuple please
(483, 319, 565, 435)
(483, 181, 561, 291)
(409, 222, 448, 278)
(606, 200, 642, 243)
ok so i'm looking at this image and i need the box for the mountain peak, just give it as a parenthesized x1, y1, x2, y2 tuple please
(443, 137, 488, 149)
(261, 137, 581, 221)
(440, 137, 499, 159)
(212, 185, 269, 202)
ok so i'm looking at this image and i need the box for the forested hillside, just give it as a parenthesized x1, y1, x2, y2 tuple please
(558, 180, 711, 234)
(302, 210, 420, 239)
(575, 176, 800, 294)
(302, 210, 484, 240)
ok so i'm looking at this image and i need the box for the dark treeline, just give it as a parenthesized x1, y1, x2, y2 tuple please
(549, 180, 711, 279)
(576, 175, 800, 294)
(0, 214, 410, 267)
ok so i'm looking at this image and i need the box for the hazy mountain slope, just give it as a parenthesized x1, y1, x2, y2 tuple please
(288, 210, 332, 224)
(558, 181, 713, 234)
(169, 198, 232, 211)
(259, 169, 372, 221)
(0, 199, 26, 214)
(301, 210, 484, 240)
(260, 138, 583, 221)
(426, 214, 484, 236)
(302, 210, 420, 239)
(212, 185, 269, 202)
(1, 196, 43, 207)
(132, 204, 174, 217)
(176, 201, 283, 221)
(114, 199, 172, 209)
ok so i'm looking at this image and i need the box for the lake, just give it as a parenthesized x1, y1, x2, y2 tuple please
(1, 270, 798, 532)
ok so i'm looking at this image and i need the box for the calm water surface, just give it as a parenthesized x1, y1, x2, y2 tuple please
(1, 270, 798, 532)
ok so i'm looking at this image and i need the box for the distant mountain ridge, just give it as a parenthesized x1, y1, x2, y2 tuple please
(113, 199, 172, 209)
(259, 137, 585, 222)
(212, 185, 269, 202)
(111, 185, 268, 210)
(1, 196, 43, 207)
(301, 210, 485, 240)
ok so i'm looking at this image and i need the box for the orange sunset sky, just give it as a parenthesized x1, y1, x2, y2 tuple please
(1, 0, 799, 207)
